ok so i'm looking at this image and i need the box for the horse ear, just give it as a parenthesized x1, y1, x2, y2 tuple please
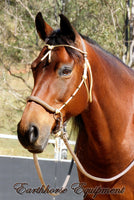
(35, 12, 53, 41)
(59, 14, 76, 42)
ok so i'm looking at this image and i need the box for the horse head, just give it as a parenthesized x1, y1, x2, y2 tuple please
(17, 13, 90, 153)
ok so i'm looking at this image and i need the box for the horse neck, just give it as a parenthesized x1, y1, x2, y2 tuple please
(78, 42, 134, 172)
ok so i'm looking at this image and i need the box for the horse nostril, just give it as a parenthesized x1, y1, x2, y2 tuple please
(28, 125, 39, 144)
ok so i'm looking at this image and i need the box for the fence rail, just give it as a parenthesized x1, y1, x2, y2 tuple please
(0, 133, 76, 160)
(0, 134, 75, 145)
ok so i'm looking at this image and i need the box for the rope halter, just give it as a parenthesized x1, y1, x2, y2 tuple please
(27, 39, 94, 138)
(28, 39, 93, 113)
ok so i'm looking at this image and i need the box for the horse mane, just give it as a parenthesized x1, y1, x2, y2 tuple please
(80, 34, 131, 69)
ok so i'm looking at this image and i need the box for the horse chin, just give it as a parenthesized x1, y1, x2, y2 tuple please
(28, 148, 44, 154)
(28, 140, 48, 154)
(51, 124, 60, 135)
(51, 119, 67, 135)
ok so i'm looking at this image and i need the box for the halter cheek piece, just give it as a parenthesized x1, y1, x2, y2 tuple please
(27, 38, 134, 196)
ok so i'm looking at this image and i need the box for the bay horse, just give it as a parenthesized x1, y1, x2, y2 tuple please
(17, 12, 134, 200)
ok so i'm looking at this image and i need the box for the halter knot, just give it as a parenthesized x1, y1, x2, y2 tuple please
(47, 45, 55, 50)
(55, 109, 61, 114)
(83, 52, 88, 58)
(82, 74, 87, 80)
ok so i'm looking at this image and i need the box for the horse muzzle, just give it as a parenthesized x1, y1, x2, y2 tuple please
(17, 121, 50, 153)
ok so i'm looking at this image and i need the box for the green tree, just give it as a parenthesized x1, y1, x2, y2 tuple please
(0, 0, 132, 134)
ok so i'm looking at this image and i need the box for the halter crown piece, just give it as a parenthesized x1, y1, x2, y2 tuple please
(27, 38, 134, 197)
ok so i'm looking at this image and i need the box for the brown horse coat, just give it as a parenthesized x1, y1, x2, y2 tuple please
(17, 13, 134, 199)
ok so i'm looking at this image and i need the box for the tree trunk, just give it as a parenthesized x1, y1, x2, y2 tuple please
(128, 0, 134, 67)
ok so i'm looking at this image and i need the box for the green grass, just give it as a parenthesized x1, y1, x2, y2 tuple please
(0, 137, 75, 160)
(0, 138, 54, 158)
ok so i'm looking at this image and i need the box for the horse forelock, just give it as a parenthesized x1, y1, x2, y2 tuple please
(43, 30, 82, 60)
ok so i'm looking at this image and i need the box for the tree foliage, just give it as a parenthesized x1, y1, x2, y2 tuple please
(0, 0, 132, 134)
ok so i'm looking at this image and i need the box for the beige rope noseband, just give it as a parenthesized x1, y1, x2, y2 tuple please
(27, 39, 134, 196)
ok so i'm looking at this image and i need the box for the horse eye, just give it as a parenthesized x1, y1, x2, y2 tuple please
(58, 66, 72, 77)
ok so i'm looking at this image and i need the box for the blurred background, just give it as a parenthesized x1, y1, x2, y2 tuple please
(0, 0, 134, 158)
